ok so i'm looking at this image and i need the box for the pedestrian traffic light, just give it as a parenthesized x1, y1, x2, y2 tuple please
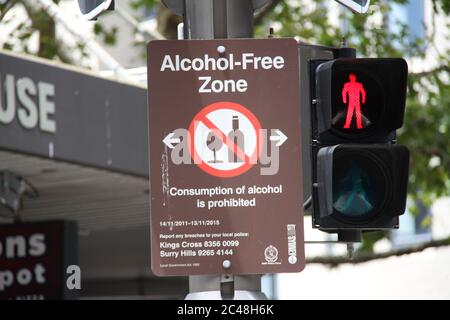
(310, 56, 410, 239)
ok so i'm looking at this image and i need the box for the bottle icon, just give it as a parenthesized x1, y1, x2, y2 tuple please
(228, 115, 245, 163)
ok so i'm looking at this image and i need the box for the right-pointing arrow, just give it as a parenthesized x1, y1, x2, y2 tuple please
(270, 129, 288, 147)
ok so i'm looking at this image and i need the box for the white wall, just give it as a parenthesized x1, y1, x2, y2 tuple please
(277, 246, 450, 299)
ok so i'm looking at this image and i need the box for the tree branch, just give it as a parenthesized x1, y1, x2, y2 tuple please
(0, 0, 19, 22)
(254, 0, 283, 26)
(306, 236, 450, 267)
(55, 42, 78, 65)
(410, 65, 450, 78)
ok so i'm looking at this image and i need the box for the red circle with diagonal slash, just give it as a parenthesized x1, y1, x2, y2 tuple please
(188, 102, 262, 178)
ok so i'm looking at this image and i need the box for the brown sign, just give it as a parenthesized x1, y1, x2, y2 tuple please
(148, 38, 304, 276)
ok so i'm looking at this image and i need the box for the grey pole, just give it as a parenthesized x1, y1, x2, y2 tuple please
(162, 0, 273, 300)
(162, 0, 271, 39)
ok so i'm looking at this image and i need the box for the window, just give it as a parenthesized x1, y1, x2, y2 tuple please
(391, 0, 425, 42)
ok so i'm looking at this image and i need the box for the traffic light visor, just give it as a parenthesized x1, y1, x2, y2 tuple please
(315, 58, 408, 139)
(316, 144, 409, 225)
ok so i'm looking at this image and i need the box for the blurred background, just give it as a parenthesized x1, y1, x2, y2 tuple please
(0, 0, 449, 299)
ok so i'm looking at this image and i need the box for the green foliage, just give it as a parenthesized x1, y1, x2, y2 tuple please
(131, 0, 158, 9)
(0, 0, 117, 64)
(252, 0, 450, 253)
(358, 231, 388, 254)
(434, 0, 450, 14)
(94, 23, 118, 46)
(254, 0, 450, 252)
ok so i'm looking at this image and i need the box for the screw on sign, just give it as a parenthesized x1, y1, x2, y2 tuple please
(188, 102, 262, 178)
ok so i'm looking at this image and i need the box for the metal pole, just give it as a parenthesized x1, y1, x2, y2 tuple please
(162, 0, 273, 300)
(163, 0, 265, 39)
(185, 0, 254, 39)
(186, 275, 267, 300)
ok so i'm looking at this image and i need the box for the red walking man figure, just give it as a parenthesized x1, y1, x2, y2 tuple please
(342, 74, 366, 129)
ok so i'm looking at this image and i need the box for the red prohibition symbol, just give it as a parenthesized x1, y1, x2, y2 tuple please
(188, 101, 263, 178)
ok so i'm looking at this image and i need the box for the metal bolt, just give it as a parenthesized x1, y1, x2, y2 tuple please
(222, 260, 231, 269)
(312, 99, 318, 105)
(217, 45, 226, 54)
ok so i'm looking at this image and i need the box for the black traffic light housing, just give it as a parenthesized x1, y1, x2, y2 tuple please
(316, 144, 409, 231)
(310, 52, 410, 240)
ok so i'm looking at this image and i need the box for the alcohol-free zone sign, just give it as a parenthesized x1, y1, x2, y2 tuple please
(148, 39, 305, 276)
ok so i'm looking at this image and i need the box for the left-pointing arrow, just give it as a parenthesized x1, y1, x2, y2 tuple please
(163, 132, 181, 149)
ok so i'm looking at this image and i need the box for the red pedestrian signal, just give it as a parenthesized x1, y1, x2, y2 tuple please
(315, 58, 407, 140)
(342, 74, 366, 130)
